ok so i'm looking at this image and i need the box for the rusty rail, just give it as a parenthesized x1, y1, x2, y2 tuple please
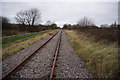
(2, 30, 60, 80)
(50, 30, 62, 80)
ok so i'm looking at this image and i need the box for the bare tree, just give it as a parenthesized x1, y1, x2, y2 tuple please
(25, 10, 31, 26)
(1, 16, 10, 30)
(15, 11, 26, 25)
(15, 8, 41, 26)
(45, 20, 53, 26)
(30, 8, 41, 26)
(2, 16, 9, 25)
(77, 17, 95, 27)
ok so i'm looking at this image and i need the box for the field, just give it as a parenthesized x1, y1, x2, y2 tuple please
(65, 30, 118, 78)
(77, 28, 118, 43)
(2, 30, 57, 60)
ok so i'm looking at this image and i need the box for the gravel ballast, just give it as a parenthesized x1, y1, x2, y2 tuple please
(54, 31, 92, 78)
(2, 30, 92, 79)
(10, 31, 61, 78)
(2, 31, 58, 78)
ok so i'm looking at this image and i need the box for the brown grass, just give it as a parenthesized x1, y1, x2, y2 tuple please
(65, 30, 118, 78)
(77, 28, 118, 43)
(2, 30, 57, 60)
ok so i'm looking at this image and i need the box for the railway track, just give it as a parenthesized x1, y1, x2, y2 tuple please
(2, 30, 62, 80)
(2, 30, 92, 80)
(50, 30, 62, 80)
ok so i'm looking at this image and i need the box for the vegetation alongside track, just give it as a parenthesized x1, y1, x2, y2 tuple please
(2, 30, 50, 48)
(65, 30, 118, 78)
(2, 30, 57, 60)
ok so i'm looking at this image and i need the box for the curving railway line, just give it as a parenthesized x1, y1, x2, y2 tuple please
(2, 30, 92, 80)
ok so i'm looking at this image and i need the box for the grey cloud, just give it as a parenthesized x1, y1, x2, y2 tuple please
(1, 2, 118, 27)
(2, 0, 120, 2)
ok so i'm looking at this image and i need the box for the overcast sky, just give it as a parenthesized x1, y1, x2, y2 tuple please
(1, 0, 119, 27)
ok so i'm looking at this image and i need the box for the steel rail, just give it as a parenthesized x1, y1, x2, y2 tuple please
(2, 30, 60, 80)
(50, 30, 62, 80)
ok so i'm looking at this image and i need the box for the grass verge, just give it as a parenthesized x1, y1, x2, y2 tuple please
(2, 30, 57, 60)
(65, 30, 118, 78)
(2, 30, 50, 48)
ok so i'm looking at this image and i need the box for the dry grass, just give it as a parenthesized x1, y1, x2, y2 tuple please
(78, 28, 118, 43)
(65, 30, 118, 78)
(2, 30, 57, 60)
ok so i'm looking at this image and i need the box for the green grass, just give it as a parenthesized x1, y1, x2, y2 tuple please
(2, 30, 57, 60)
(2, 30, 50, 48)
(65, 30, 118, 78)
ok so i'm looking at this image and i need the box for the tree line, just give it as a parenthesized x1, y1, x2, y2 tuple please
(63, 17, 118, 29)
(1, 8, 59, 35)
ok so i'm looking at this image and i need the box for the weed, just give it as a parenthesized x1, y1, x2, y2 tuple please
(2, 30, 57, 60)
(65, 30, 118, 78)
